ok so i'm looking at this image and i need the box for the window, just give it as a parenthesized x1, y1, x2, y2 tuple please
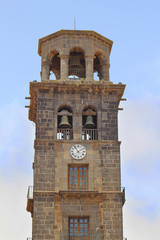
(57, 106, 73, 140)
(68, 165, 88, 190)
(69, 217, 89, 240)
(82, 107, 98, 140)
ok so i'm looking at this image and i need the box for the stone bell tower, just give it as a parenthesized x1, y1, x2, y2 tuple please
(26, 30, 126, 240)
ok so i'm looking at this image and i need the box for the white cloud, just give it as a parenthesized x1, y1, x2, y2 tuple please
(123, 195, 160, 240)
(119, 97, 160, 167)
(0, 101, 35, 178)
(119, 96, 160, 239)
(0, 174, 32, 240)
(0, 101, 33, 239)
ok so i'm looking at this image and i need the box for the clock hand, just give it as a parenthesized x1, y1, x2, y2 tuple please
(74, 146, 79, 152)
(79, 148, 84, 152)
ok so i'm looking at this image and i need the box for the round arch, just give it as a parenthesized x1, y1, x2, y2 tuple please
(68, 47, 86, 79)
(47, 50, 60, 80)
(82, 105, 97, 113)
(57, 105, 73, 113)
(93, 51, 106, 81)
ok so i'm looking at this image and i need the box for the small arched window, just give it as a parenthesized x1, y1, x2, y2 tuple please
(57, 106, 73, 140)
(93, 52, 105, 81)
(82, 107, 98, 140)
(49, 51, 60, 80)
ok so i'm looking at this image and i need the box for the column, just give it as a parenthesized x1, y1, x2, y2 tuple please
(73, 112, 82, 140)
(101, 62, 110, 81)
(41, 60, 50, 81)
(85, 55, 94, 80)
(59, 54, 69, 79)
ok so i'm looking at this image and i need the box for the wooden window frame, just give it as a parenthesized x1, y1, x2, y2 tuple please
(68, 164, 88, 190)
(69, 216, 89, 240)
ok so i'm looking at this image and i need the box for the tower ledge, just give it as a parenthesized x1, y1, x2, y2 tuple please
(27, 80, 125, 122)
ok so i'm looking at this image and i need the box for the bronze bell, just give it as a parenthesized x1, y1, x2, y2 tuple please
(69, 55, 81, 67)
(59, 115, 71, 128)
(84, 115, 95, 129)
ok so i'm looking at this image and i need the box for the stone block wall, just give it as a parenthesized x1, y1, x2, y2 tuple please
(40, 33, 110, 65)
(33, 193, 55, 240)
(32, 82, 124, 240)
(35, 84, 119, 142)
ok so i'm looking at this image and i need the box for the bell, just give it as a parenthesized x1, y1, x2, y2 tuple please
(84, 115, 95, 129)
(59, 115, 71, 128)
(69, 56, 81, 67)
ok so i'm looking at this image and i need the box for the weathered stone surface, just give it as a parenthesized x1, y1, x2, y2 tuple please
(27, 30, 125, 240)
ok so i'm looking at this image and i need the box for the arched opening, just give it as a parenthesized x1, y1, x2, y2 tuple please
(68, 47, 85, 79)
(82, 106, 98, 140)
(93, 52, 105, 81)
(49, 51, 60, 80)
(50, 72, 56, 80)
(57, 105, 73, 140)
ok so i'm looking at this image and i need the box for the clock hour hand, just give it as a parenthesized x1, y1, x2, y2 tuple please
(79, 148, 84, 152)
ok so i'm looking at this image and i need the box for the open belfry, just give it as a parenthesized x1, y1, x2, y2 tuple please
(26, 30, 126, 240)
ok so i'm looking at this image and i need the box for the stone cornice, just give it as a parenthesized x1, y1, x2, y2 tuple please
(29, 79, 125, 94)
(28, 80, 125, 122)
(38, 30, 113, 55)
(34, 139, 121, 148)
(33, 191, 125, 203)
(34, 139, 121, 144)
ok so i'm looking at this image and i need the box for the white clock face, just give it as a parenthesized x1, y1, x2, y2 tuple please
(70, 144, 86, 160)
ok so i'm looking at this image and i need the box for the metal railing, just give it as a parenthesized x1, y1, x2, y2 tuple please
(56, 177, 99, 192)
(82, 129, 98, 140)
(57, 129, 73, 140)
(57, 129, 98, 140)
(60, 229, 99, 240)
(27, 186, 33, 200)
(27, 185, 124, 196)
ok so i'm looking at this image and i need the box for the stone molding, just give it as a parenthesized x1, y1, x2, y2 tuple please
(38, 30, 113, 55)
(28, 81, 125, 122)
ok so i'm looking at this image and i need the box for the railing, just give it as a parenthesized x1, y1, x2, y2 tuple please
(57, 129, 73, 140)
(27, 186, 33, 200)
(27, 185, 124, 197)
(57, 129, 98, 140)
(69, 68, 85, 78)
(26, 238, 32, 240)
(82, 129, 98, 140)
(56, 177, 99, 192)
(60, 229, 99, 240)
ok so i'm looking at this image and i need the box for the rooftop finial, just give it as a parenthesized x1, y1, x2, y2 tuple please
(74, 18, 76, 30)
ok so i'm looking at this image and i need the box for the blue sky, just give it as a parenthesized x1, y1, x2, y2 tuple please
(0, 0, 160, 239)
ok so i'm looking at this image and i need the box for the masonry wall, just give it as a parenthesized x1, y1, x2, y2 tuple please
(35, 87, 119, 141)
(32, 84, 123, 240)
(40, 34, 110, 65)
(33, 193, 55, 240)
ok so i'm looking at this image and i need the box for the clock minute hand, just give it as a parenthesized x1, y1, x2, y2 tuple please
(74, 146, 79, 152)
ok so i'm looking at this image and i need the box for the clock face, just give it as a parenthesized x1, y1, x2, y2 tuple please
(70, 144, 86, 160)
